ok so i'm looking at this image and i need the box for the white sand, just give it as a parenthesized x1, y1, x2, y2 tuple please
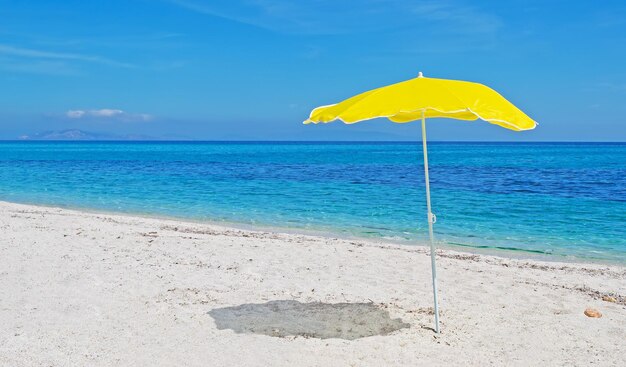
(0, 201, 624, 366)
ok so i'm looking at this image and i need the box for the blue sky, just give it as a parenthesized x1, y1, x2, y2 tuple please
(0, 0, 625, 141)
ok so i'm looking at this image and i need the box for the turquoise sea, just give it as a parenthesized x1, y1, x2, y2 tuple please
(0, 141, 624, 263)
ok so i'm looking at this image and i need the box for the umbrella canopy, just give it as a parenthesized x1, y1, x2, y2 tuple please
(305, 72, 537, 131)
(304, 72, 536, 334)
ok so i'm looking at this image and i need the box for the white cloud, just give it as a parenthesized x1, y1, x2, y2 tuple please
(66, 110, 86, 118)
(66, 109, 152, 122)
(89, 109, 124, 117)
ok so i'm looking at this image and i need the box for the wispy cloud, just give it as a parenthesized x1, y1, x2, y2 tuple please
(66, 109, 153, 122)
(0, 57, 81, 76)
(163, 0, 501, 35)
(0, 44, 134, 69)
(28, 32, 186, 49)
(410, 1, 502, 34)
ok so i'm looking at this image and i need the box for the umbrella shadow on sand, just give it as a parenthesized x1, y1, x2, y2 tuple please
(208, 300, 410, 340)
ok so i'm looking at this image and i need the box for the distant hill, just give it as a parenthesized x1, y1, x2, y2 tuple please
(18, 129, 156, 141)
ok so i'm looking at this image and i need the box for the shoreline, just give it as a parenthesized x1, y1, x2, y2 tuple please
(2, 200, 625, 292)
(1, 200, 625, 366)
(0, 199, 623, 266)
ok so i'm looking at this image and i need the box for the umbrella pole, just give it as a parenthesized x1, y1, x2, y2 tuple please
(421, 110, 440, 333)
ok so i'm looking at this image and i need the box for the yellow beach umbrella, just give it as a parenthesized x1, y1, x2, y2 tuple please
(305, 72, 536, 333)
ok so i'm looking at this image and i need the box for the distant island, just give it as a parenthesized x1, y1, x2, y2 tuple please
(18, 129, 158, 141)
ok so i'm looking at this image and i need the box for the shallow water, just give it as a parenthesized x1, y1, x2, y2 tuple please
(0, 141, 624, 262)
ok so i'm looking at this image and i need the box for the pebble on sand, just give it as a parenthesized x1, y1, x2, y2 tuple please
(584, 308, 602, 318)
(601, 295, 617, 303)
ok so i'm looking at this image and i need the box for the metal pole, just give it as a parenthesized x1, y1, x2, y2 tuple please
(421, 110, 440, 333)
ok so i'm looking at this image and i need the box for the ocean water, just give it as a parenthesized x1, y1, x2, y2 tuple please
(0, 141, 624, 263)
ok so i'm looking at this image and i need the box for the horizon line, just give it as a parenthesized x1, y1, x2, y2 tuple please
(1, 139, 625, 144)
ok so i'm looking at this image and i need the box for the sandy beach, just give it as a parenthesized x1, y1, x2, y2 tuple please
(0, 201, 624, 366)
